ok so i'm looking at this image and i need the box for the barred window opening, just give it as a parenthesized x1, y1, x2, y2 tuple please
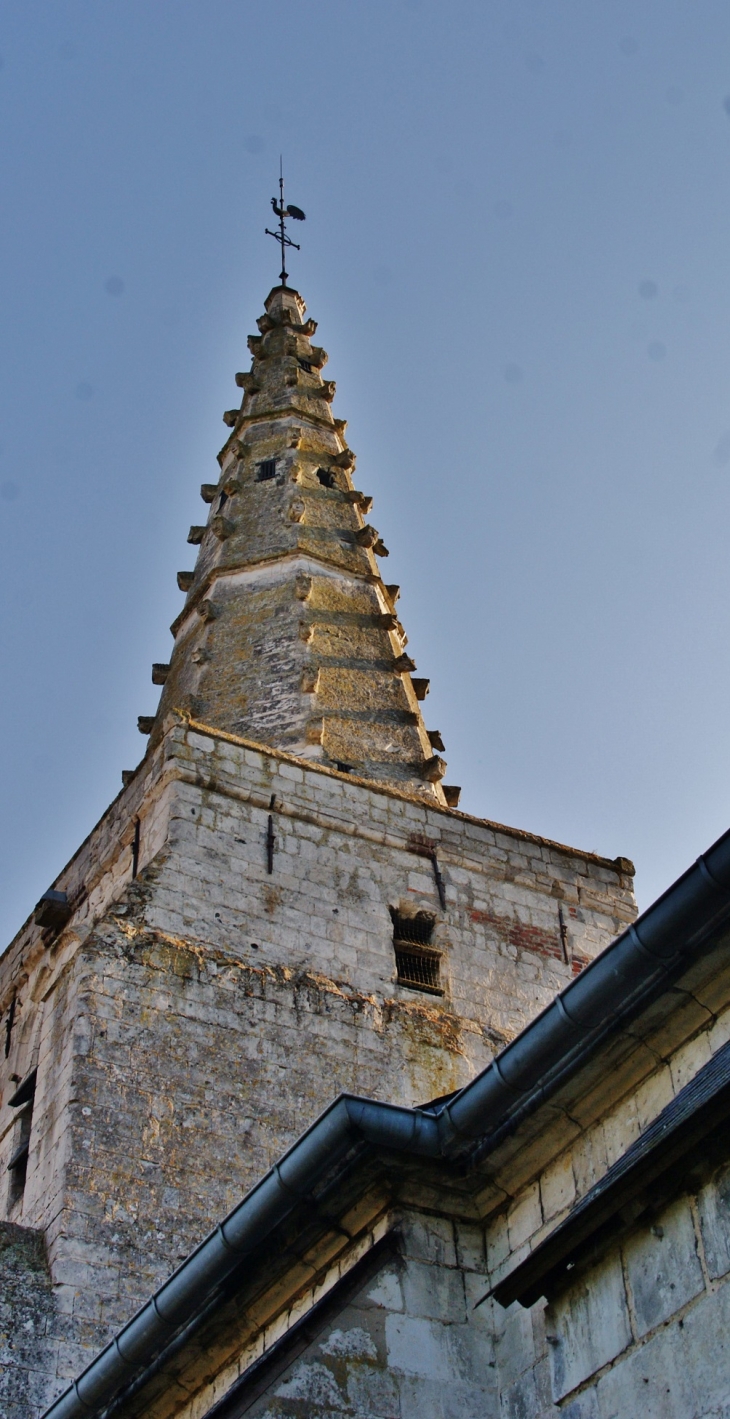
(390, 909, 442, 994)
(256, 459, 277, 482)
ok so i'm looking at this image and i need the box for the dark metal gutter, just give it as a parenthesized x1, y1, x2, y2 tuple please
(44, 826, 730, 1419)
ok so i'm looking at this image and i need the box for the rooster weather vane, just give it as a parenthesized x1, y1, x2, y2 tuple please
(265, 162, 305, 288)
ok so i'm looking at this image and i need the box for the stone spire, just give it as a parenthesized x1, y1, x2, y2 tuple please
(145, 285, 456, 805)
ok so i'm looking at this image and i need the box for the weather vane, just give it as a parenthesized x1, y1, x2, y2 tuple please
(265, 160, 305, 287)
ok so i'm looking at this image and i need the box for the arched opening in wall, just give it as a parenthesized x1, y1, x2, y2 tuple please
(390, 909, 442, 995)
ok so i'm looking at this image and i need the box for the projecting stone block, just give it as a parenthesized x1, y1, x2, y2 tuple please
(222, 409, 240, 427)
(428, 730, 445, 752)
(442, 786, 461, 808)
(295, 574, 313, 601)
(423, 755, 447, 783)
(177, 571, 195, 592)
(411, 678, 429, 700)
(301, 667, 320, 694)
(151, 664, 170, 685)
(187, 526, 205, 545)
(211, 515, 235, 540)
(393, 654, 417, 674)
(200, 484, 217, 503)
(355, 524, 380, 548)
(137, 716, 155, 736)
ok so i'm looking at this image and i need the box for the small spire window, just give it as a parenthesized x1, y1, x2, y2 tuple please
(390, 909, 442, 995)
(298, 359, 313, 373)
(256, 459, 277, 482)
(317, 468, 336, 489)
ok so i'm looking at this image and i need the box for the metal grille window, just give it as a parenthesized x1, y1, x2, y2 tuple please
(390, 910, 442, 995)
(298, 359, 313, 372)
(256, 459, 277, 482)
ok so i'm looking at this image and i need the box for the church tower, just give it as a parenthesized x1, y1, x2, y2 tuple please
(0, 242, 636, 1416)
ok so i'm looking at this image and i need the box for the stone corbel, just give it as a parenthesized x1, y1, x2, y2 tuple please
(393, 653, 417, 673)
(442, 786, 461, 807)
(354, 524, 380, 548)
(247, 335, 263, 356)
(199, 600, 221, 622)
(427, 730, 445, 752)
(320, 380, 336, 402)
(295, 573, 313, 601)
(212, 515, 235, 539)
(300, 666, 320, 693)
(235, 372, 260, 394)
(288, 498, 306, 523)
(309, 345, 328, 368)
(223, 409, 240, 427)
(411, 678, 430, 700)
(151, 663, 170, 685)
(177, 571, 195, 591)
(332, 448, 356, 469)
(423, 755, 447, 783)
(299, 621, 314, 643)
(187, 526, 205, 545)
(200, 483, 217, 503)
(305, 717, 324, 744)
(345, 490, 373, 513)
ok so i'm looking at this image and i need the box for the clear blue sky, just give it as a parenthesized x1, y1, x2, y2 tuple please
(2, 0, 730, 944)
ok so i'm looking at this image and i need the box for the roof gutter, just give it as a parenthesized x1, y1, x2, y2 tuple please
(44, 826, 730, 1419)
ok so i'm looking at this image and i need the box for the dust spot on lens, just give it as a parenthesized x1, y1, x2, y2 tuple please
(713, 432, 730, 466)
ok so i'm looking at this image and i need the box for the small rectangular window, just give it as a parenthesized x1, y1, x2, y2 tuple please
(256, 459, 277, 482)
(390, 910, 442, 994)
(298, 359, 313, 373)
(7, 1070, 36, 1210)
(317, 468, 336, 489)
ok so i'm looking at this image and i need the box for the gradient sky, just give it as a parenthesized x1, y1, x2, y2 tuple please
(2, 0, 730, 945)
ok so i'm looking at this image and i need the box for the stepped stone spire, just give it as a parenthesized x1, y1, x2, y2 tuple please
(148, 284, 452, 803)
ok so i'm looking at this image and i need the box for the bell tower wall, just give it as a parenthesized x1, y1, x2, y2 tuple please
(0, 716, 636, 1382)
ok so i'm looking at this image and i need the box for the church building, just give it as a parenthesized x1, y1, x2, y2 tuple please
(2, 224, 730, 1419)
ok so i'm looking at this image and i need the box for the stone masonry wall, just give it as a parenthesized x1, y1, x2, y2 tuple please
(0, 1221, 83, 1419)
(0, 718, 635, 1404)
(480, 993, 730, 1416)
(186, 1210, 498, 1419)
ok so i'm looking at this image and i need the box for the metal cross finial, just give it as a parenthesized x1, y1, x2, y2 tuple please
(265, 159, 306, 287)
